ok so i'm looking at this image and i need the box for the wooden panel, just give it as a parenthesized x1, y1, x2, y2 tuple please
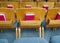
(20, 20, 41, 26)
(55, 2, 60, 8)
(46, 20, 60, 27)
(59, 0, 60, 2)
(47, 8, 60, 20)
(16, 8, 46, 21)
(0, 21, 13, 28)
(0, 8, 15, 28)
(20, 0, 33, 2)
(34, 0, 46, 2)
(0, 0, 7, 1)
(0, 8, 15, 21)
(16, 8, 46, 28)
(20, 2, 37, 8)
(20, 21, 41, 28)
(49, 20, 60, 25)
(46, 8, 60, 27)
(48, 0, 57, 2)
(1, 2, 19, 9)
(9, 0, 19, 2)
(38, 2, 54, 8)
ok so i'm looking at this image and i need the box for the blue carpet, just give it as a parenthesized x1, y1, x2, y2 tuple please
(0, 29, 16, 43)
(0, 28, 60, 43)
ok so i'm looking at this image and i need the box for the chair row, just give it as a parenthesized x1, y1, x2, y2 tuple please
(0, 0, 60, 2)
(0, 8, 60, 39)
(0, 38, 48, 43)
(11, 35, 60, 43)
(0, 0, 33, 2)
(1, 35, 60, 43)
(0, 8, 46, 39)
(0, 2, 60, 9)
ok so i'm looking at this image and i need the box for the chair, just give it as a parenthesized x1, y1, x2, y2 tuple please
(48, 0, 57, 2)
(13, 37, 48, 43)
(50, 35, 60, 43)
(8, 0, 19, 2)
(20, 0, 33, 2)
(0, 39, 8, 43)
(16, 8, 46, 39)
(46, 8, 60, 31)
(55, 2, 60, 8)
(33, 0, 46, 2)
(59, 0, 60, 2)
(0, 2, 19, 9)
(0, 0, 7, 2)
(20, 2, 37, 8)
(0, 8, 15, 29)
(38, 2, 54, 8)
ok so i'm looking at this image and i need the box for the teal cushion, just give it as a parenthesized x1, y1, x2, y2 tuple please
(14, 37, 48, 43)
(0, 39, 8, 43)
(51, 36, 60, 43)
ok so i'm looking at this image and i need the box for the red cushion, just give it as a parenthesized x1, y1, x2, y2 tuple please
(7, 5, 14, 8)
(0, 13, 6, 21)
(25, 13, 35, 20)
(43, 5, 49, 10)
(56, 13, 60, 20)
(25, 5, 31, 8)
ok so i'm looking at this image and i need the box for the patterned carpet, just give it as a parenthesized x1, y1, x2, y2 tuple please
(0, 27, 60, 43)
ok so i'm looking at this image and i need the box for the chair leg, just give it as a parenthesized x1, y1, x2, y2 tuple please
(16, 27, 21, 39)
(16, 27, 18, 39)
(41, 26, 44, 38)
(53, 27, 56, 32)
(36, 29, 39, 32)
(39, 27, 41, 38)
(18, 28, 21, 38)
(1, 29, 3, 32)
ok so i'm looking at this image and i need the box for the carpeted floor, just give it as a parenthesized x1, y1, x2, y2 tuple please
(0, 27, 60, 43)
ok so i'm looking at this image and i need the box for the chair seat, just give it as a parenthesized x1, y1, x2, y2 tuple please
(0, 39, 8, 43)
(20, 20, 41, 26)
(51, 36, 60, 43)
(0, 20, 12, 26)
(49, 20, 60, 24)
(0, 20, 13, 28)
(14, 37, 48, 43)
(46, 20, 60, 27)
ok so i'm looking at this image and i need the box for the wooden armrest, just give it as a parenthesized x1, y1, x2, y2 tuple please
(46, 17, 52, 24)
